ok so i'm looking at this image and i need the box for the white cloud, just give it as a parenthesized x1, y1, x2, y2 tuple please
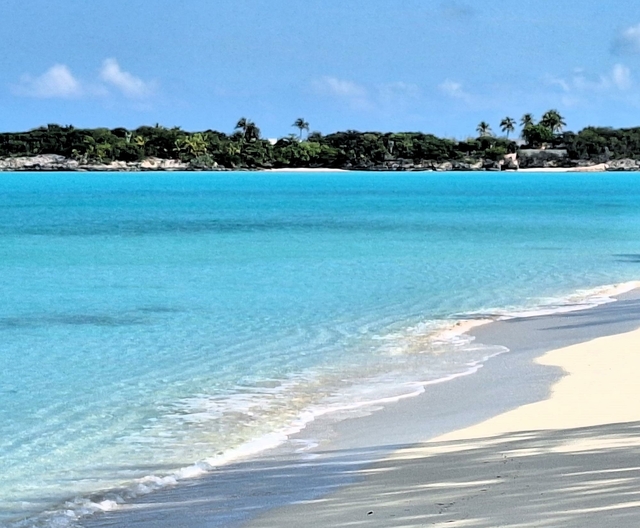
(548, 64, 633, 94)
(312, 76, 371, 110)
(13, 64, 83, 99)
(612, 24, 640, 55)
(13, 59, 155, 102)
(379, 81, 420, 102)
(312, 76, 366, 99)
(438, 79, 472, 102)
(312, 77, 422, 115)
(439, 1, 475, 19)
(611, 63, 632, 90)
(99, 58, 153, 99)
(544, 64, 634, 108)
(375, 82, 421, 117)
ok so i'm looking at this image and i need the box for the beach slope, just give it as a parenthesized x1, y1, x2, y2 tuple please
(246, 327, 640, 527)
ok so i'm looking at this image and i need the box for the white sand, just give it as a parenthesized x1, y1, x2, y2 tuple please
(265, 167, 613, 174)
(264, 168, 347, 172)
(264, 166, 615, 173)
(518, 164, 608, 173)
(246, 327, 640, 527)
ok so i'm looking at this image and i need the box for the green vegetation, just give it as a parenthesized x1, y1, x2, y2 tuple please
(500, 117, 516, 139)
(0, 122, 516, 169)
(540, 109, 566, 133)
(476, 121, 492, 137)
(2, 111, 640, 170)
(292, 118, 309, 140)
(521, 114, 535, 128)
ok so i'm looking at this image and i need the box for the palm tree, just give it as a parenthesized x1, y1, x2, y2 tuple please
(292, 118, 310, 140)
(235, 117, 250, 139)
(520, 114, 535, 128)
(245, 122, 260, 141)
(500, 117, 516, 138)
(476, 121, 492, 137)
(540, 109, 566, 134)
(234, 118, 261, 141)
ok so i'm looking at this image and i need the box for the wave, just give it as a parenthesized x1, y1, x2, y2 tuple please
(5, 280, 639, 528)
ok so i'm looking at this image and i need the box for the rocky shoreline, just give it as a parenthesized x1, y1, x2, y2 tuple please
(1, 153, 639, 172)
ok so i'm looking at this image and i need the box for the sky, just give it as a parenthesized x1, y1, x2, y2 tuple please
(2, 0, 640, 139)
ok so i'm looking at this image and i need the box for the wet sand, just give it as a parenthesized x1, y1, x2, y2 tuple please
(84, 291, 640, 528)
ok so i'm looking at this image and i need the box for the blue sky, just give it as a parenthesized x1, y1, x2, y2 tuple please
(2, 0, 640, 139)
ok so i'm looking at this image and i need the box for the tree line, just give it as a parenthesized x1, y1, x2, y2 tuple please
(0, 114, 638, 169)
(477, 109, 566, 146)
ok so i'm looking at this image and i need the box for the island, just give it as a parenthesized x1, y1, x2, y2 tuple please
(2, 112, 640, 172)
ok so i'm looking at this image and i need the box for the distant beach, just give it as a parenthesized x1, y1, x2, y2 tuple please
(517, 163, 609, 173)
(263, 167, 348, 172)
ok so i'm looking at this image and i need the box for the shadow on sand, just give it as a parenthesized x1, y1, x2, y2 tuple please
(84, 421, 640, 528)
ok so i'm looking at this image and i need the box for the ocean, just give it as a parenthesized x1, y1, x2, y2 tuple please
(1, 170, 639, 527)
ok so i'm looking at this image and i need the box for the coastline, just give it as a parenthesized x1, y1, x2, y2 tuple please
(247, 323, 640, 527)
(0, 165, 626, 173)
(517, 163, 609, 173)
(0, 154, 634, 173)
(6, 171, 640, 528)
(241, 289, 640, 528)
(81, 286, 640, 528)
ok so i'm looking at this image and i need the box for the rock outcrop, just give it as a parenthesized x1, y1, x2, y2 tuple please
(0, 154, 80, 171)
(0, 155, 193, 172)
(1, 153, 639, 172)
(501, 152, 519, 170)
(516, 149, 571, 169)
(605, 158, 640, 171)
(139, 157, 189, 171)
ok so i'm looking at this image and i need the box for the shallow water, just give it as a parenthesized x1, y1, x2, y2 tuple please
(1, 171, 640, 526)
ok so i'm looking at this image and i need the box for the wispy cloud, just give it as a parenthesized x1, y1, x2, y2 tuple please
(312, 76, 371, 110)
(545, 64, 633, 107)
(610, 64, 632, 90)
(548, 64, 633, 94)
(13, 64, 83, 99)
(99, 58, 154, 99)
(12, 60, 156, 102)
(312, 77, 422, 115)
(438, 79, 472, 102)
(438, 1, 475, 19)
(378, 82, 420, 106)
(612, 24, 640, 55)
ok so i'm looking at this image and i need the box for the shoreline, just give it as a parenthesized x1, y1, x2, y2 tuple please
(248, 324, 640, 527)
(241, 290, 640, 528)
(0, 154, 634, 173)
(80, 284, 640, 528)
(2, 166, 626, 174)
(0, 166, 625, 174)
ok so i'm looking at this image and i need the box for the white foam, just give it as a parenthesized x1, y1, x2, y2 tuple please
(459, 280, 640, 321)
(9, 279, 639, 528)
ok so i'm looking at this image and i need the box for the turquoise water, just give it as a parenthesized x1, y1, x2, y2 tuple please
(1, 171, 640, 526)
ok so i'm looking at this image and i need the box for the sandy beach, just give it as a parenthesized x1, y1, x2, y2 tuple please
(518, 164, 609, 173)
(264, 167, 607, 173)
(81, 290, 640, 528)
(246, 310, 640, 527)
(264, 167, 348, 172)
(265, 166, 613, 173)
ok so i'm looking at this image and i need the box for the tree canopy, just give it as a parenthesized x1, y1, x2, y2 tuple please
(476, 122, 492, 137)
(3, 112, 640, 170)
(540, 109, 566, 134)
(500, 117, 516, 138)
(292, 118, 310, 140)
